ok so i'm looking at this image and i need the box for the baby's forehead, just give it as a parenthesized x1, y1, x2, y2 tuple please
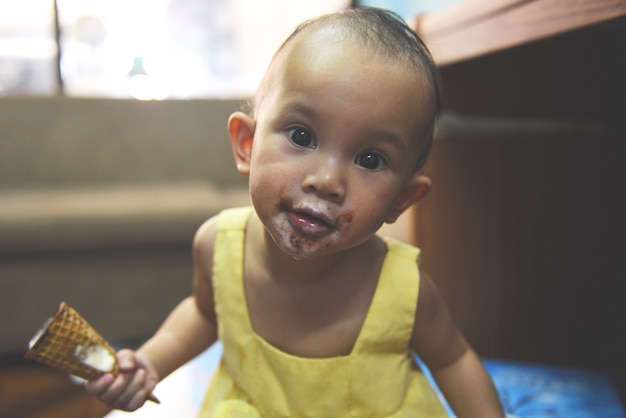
(254, 15, 438, 116)
(280, 24, 380, 62)
(275, 26, 416, 81)
(262, 34, 434, 132)
(269, 30, 432, 102)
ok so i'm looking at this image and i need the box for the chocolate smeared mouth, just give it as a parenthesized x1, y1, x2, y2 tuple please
(293, 210, 333, 228)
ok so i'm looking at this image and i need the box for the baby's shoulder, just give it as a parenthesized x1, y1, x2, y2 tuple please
(193, 215, 219, 258)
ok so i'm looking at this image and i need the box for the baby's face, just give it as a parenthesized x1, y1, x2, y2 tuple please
(248, 28, 435, 260)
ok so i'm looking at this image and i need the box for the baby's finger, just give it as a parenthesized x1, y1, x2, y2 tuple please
(125, 380, 153, 411)
(98, 372, 134, 406)
(85, 373, 114, 397)
(116, 349, 137, 372)
(110, 369, 149, 411)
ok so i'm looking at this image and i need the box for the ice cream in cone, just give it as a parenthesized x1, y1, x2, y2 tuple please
(25, 301, 159, 404)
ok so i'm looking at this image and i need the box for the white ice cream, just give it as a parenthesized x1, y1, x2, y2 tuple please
(75, 344, 116, 372)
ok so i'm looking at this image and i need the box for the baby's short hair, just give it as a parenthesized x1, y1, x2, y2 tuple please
(265, 7, 442, 170)
(281, 8, 441, 114)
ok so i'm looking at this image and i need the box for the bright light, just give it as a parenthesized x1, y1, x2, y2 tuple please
(128, 74, 169, 100)
(1, 0, 350, 98)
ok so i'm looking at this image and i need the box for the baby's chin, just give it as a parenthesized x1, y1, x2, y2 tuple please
(273, 233, 327, 261)
(266, 226, 340, 262)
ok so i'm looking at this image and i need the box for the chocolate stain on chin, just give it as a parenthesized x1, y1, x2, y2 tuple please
(289, 234, 303, 251)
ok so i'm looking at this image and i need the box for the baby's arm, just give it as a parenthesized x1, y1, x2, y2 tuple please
(411, 270, 504, 417)
(86, 218, 220, 410)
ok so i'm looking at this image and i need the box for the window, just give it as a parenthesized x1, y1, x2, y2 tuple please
(0, 0, 58, 95)
(0, 0, 349, 99)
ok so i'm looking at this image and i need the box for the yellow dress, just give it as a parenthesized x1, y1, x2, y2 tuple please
(199, 207, 447, 417)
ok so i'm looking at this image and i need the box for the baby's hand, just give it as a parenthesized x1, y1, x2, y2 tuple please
(85, 349, 159, 411)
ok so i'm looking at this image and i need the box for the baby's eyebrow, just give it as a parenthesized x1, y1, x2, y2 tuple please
(368, 131, 407, 155)
(281, 101, 319, 120)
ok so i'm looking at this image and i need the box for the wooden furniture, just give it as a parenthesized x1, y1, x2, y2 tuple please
(412, 0, 626, 399)
(0, 358, 111, 418)
(414, 0, 626, 66)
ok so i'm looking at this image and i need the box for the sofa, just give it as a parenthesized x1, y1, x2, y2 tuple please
(0, 97, 251, 355)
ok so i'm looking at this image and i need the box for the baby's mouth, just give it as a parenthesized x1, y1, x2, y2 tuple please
(286, 209, 335, 237)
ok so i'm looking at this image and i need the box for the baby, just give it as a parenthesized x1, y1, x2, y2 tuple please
(87, 7, 504, 417)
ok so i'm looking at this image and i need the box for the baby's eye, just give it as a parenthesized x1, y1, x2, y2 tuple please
(356, 152, 386, 171)
(287, 127, 315, 148)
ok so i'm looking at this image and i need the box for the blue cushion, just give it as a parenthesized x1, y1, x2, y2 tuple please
(416, 355, 625, 417)
(484, 360, 624, 418)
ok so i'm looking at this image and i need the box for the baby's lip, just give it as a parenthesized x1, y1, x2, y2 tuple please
(288, 211, 334, 237)
(290, 204, 335, 227)
(282, 203, 337, 236)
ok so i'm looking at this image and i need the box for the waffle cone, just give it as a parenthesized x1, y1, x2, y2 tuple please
(25, 301, 119, 381)
(25, 302, 160, 404)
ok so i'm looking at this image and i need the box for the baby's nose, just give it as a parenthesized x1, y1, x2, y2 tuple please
(301, 158, 346, 202)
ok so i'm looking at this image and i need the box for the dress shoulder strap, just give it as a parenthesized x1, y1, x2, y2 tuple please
(353, 238, 421, 354)
(216, 206, 254, 231)
(212, 206, 253, 340)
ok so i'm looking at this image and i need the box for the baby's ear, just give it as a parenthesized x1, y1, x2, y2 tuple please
(385, 175, 431, 223)
(228, 112, 255, 175)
